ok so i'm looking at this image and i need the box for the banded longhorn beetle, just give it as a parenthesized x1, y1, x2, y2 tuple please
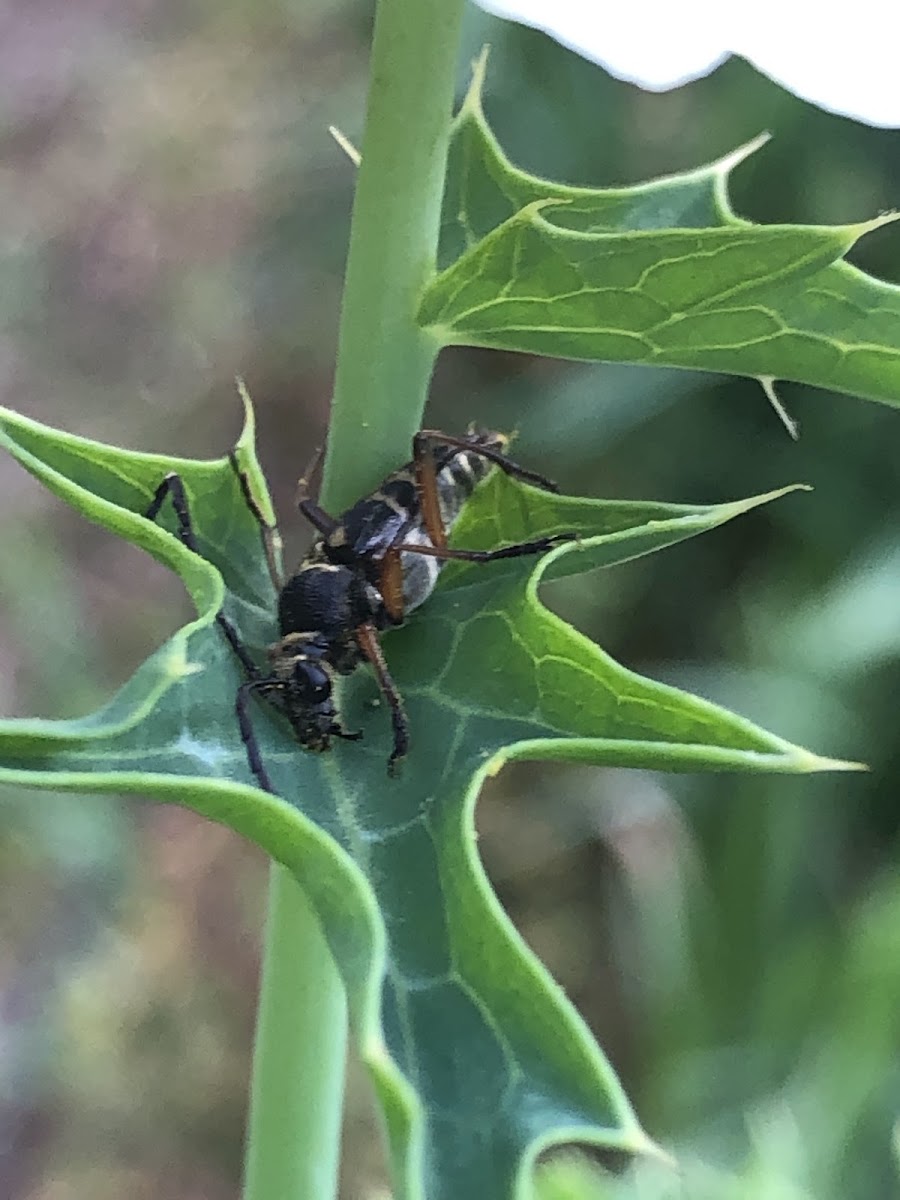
(146, 429, 576, 791)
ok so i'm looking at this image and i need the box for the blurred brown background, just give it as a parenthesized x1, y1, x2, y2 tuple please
(0, 3, 898, 1198)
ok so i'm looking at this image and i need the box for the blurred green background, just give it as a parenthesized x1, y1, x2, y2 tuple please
(0, 4, 898, 1198)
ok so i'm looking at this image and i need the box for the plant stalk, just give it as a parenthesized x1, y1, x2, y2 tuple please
(322, 0, 466, 512)
(243, 867, 347, 1200)
(243, 0, 465, 1196)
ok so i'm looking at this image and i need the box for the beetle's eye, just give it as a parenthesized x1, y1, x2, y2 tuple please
(294, 661, 331, 704)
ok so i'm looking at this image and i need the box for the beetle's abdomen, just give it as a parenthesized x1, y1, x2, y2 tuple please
(433, 441, 498, 530)
(400, 435, 505, 613)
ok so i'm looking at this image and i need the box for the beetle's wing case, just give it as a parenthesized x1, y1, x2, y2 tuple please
(329, 431, 505, 564)
(335, 473, 418, 560)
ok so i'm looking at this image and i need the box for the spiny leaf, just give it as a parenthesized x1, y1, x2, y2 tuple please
(426, 53, 900, 407)
(0, 403, 856, 1200)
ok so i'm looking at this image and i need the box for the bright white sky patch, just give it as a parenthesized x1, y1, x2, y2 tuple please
(473, 0, 900, 127)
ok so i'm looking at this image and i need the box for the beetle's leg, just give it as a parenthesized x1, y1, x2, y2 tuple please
(298, 497, 340, 538)
(355, 623, 409, 775)
(394, 532, 578, 564)
(414, 429, 561, 494)
(144, 472, 262, 681)
(228, 453, 283, 593)
(216, 609, 265, 681)
(145, 472, 203, 552)
(409, 433, 448, 552)
(236, 680, 277, 793)
(294, 446, 340, 537)
(331, 724, 364, 742)
(377, 547, 406, 623)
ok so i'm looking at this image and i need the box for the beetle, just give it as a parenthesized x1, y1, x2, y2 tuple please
(146, 429, 575, 792)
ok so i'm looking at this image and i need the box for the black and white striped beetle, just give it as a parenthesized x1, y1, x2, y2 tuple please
(146, 429, 575, 792)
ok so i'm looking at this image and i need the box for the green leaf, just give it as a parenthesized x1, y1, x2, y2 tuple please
(0, 403, 855, 1200)
(425, 53, 900, 407)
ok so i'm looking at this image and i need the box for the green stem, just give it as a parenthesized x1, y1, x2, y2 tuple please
(323, 0, 466, 512)
(244, 2, 464, 1198)
(242, 867, 347, 1200)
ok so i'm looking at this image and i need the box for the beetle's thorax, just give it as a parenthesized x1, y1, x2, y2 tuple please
(277, 550, 386, 649)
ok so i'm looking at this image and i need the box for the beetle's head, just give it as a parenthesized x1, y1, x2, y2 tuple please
(269, 633, 358, 753)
